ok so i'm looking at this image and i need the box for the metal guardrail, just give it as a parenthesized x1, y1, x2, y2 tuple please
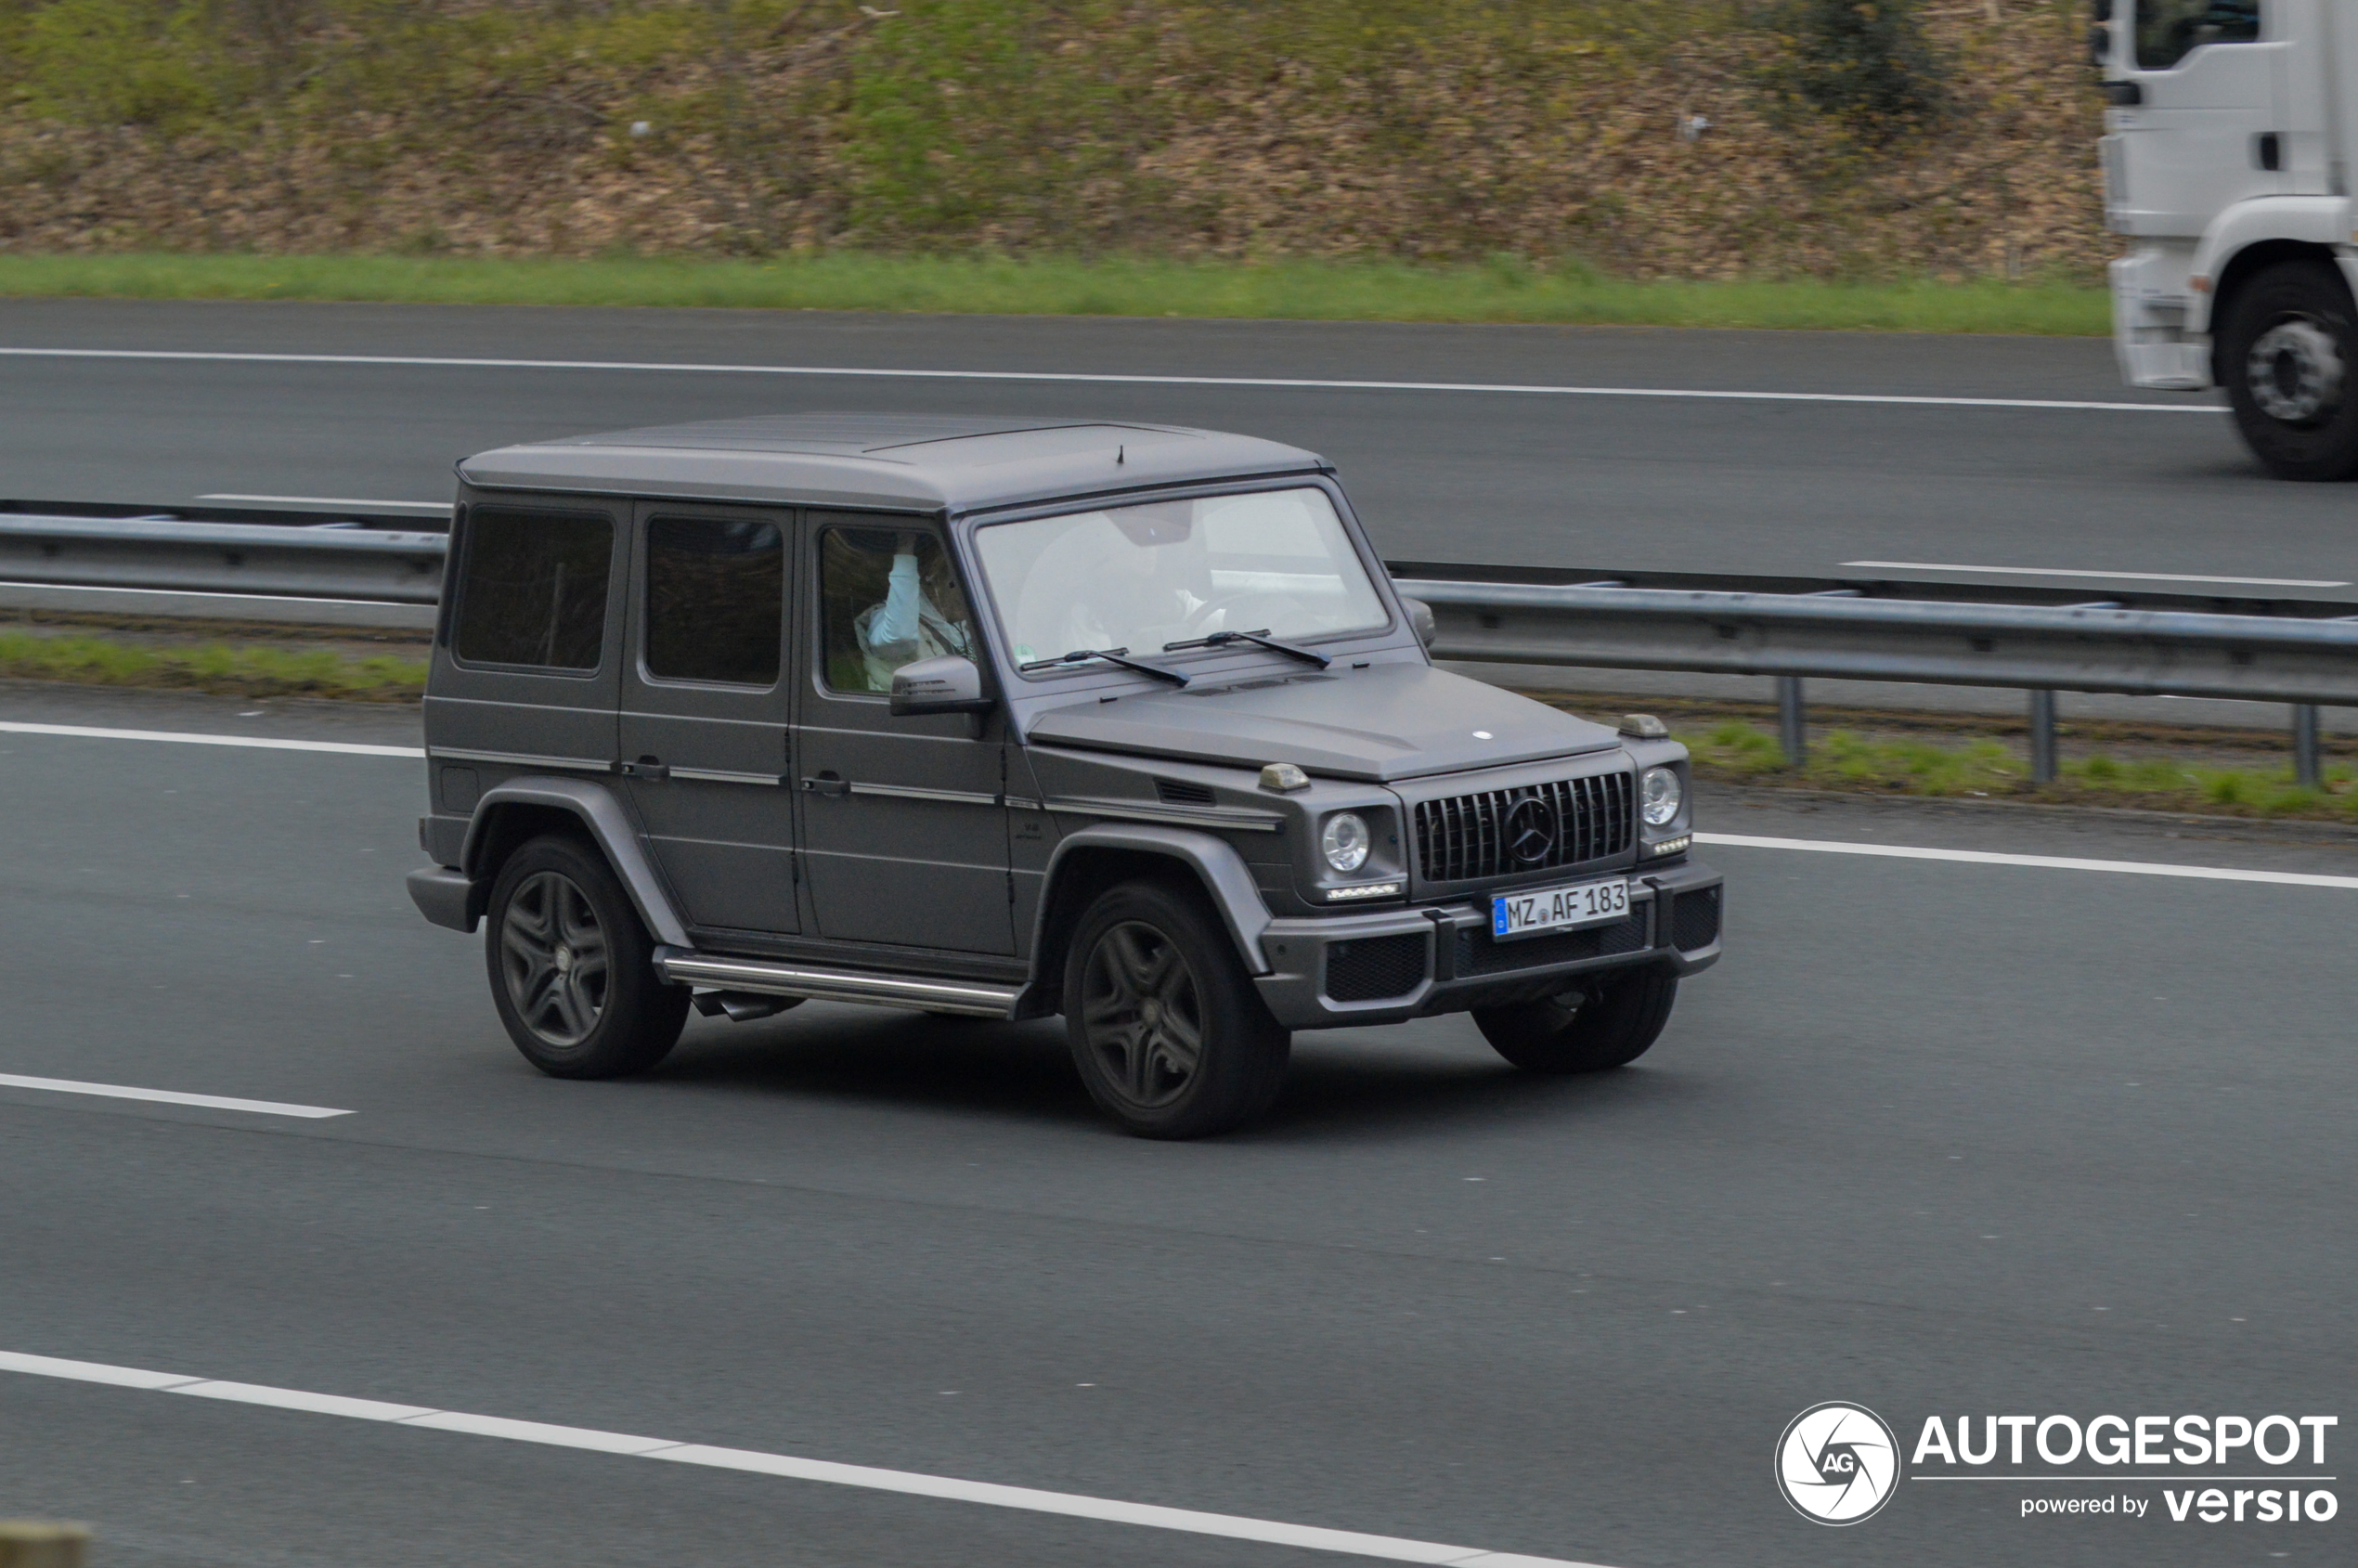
(1395, 577, 2358, 785)
(0, 513, 447, 603)
(0, 512, 2351, 785)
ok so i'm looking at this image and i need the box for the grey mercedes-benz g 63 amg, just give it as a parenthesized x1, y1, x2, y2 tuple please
(406, 415, 1722, 1137)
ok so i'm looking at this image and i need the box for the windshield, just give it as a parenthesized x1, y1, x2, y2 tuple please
(974, 486, 1389, 671)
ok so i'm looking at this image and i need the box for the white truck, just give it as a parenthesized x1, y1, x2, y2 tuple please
(2101, 0, 2358, 477)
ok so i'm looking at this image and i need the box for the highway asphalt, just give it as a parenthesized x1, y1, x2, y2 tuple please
(2, 685, 2351, 1567)
(6, 299, 2354, 597)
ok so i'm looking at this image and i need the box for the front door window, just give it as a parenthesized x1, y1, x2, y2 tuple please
(797, 520, 1011, 954)
(816, 526, 977, 694)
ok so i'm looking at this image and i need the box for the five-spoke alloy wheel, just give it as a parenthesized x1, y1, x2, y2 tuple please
(486, 835, 689, 1079)
(499, 869, 610, 1047)
(1064, 880, 1289, 1138)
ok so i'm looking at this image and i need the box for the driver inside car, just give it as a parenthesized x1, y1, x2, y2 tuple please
(1016, 505, 1217, 659)
(854, 531, 972, 689)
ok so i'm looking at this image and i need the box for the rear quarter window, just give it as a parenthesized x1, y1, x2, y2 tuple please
(453, 508, 614, 671)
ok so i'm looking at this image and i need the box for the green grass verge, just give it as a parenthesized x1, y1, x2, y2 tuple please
(0, 253, 2111, 334)
(1690, 719, 2358, 820)
(0, 631, 424, 702)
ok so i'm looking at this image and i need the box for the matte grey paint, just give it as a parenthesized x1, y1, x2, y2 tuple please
(460, 777, 693, 949)
(459, 414, 1325, 517)
(1022, 662, 1622, 783)
(404, 864, 476, 931)
(795, 509, 1017, 955)
(1031, 823, 1277, 978)
(889, 654, 991, 716)
(421, 417, 1712, 1021)
(617, 499, 800, 936)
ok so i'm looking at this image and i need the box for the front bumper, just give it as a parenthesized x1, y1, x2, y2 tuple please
(2111, 245, 2210, 390)
(1251, 858, 1722, 1030)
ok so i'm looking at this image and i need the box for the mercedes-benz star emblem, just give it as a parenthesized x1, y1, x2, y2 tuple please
(1504, 795, 1558, 866)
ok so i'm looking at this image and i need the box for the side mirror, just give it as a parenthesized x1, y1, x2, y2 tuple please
(1400, 596, 1437, 650)
(889, 654, 993, 717)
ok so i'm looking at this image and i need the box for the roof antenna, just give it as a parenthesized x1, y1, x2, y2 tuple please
(1117, 444, 1125, 465)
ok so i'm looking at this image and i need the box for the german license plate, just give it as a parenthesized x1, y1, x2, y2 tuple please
(1491, 878, 1629, 940)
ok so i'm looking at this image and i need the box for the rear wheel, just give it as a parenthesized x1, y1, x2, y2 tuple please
(2219, 259, 2358, 480)
(486, 835, 689, 1079)
(1472, 965, 1678, 1074)
(1063, 880, 1289, 1138)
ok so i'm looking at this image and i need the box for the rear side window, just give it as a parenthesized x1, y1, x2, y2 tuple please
(453, 509, 614, 670)
(644, 514, 784, 686)
(2135, 0, 2259, 71)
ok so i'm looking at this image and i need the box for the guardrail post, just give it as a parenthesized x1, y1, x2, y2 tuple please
(2292, 703, 2322, 789)
(0, 1522, 90, 1568)
(2028, 690, 2058, 784)
(1777, 676, 1807, 767)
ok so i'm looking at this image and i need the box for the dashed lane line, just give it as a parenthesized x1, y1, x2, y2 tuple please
(0, 719, 421, 758)
(0, 1349, 1601, 1568)
(0, 1074, 351, 1119)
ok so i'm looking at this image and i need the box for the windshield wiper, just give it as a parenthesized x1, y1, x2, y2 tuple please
(1162, 628, 1331, 669)
(1018, 646, 1191, 687)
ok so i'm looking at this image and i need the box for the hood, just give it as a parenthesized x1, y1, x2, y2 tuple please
(1022, 662, 1622, 783)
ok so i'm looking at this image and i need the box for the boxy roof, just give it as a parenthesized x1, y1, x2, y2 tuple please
(456, 414, 1328, 514)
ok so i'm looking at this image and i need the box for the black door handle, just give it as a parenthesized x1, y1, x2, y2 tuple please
(619, 757, 670, 782)
(802, 773, 850, 796)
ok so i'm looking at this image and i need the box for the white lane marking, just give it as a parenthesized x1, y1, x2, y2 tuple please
(0, 1073, 352, 1119)
(10, 720, 2344, 895)
(176, 1380, 434, 1421)
(0, 720, 421, 758)
(1842, 560, 2351, 589)
(0, 1350, 1609, 1568)
(1696, 832, 2358, 889)
(0, 346, 2219, 414)
(198, 493, 451, 511)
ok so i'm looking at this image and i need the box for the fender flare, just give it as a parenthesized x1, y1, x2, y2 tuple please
(2187, 195, 2352, 334)
(1033, 823, 1276, 978)
(461, 777, 692, 950)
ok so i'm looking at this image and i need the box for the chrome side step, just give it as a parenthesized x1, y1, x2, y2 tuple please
(654, 948, 1022, 1018)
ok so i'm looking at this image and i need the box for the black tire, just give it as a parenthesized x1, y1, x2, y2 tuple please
(1062, 880, 1290, 1138)
(1472, 965, 1678, 1074)
(485, 834, 690, 1079)
(2218, 259, 2358, 481)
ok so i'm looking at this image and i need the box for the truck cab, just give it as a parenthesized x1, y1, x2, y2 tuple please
(2103, 0, 2358, 476)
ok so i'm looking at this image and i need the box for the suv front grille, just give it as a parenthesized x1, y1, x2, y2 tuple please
(1413, 771, 1634, 884)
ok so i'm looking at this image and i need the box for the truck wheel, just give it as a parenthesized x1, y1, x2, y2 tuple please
(2219, 259, 2358, 480)
(1063, 880, 1290, 1138)
(486, 835, 689, 1079)
(1472, 965, 1678, 1074)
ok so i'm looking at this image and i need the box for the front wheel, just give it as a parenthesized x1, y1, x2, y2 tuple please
(1472, 965, 1678, 1074)
(1063, 880, 1290, 1138)
(486, 835, 689, 1079)
(2218, 259, 2358, 481)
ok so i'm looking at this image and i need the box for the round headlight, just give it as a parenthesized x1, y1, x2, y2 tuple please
(1641, 766, 1683, 827)
(1320, 811, 1371, 873)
